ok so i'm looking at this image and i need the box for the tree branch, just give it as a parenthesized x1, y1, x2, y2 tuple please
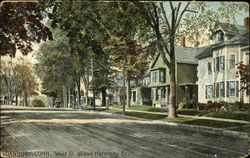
(175, 2, 190, 33)
(160, 2, 170, 30)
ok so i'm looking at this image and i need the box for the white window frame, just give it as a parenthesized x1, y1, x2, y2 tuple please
(229, 81, 236, 97)
(229, 54, 236, 69)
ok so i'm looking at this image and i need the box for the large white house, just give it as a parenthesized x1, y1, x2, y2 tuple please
(196, 18, 249, 104)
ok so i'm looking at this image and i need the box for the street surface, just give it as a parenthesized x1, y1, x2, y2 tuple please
(0, 105, 249, 158)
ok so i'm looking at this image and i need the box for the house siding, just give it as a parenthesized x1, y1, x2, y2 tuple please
(197, 45, 248, 103)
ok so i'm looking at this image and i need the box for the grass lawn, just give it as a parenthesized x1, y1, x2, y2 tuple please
(203, 111, 250, 121)
(82, 108, 249, 134)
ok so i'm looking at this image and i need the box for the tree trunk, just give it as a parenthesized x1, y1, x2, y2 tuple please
(126, 75, 131, 107)
(73, 89, 76, 108)
(76, 77, 81, 107)
(168, 37, 177, 118)
(24, 92, 28, 107)
(63, 86, 67, 108)
(83, 76, 89, 106)
(101, 87, 107, 107)
(68, 87, 71, 108)
(168, 69, 177, 118)
(8, 87, 11, 105)
(15, 94, 18, 106)
(122, 64, 126, 115)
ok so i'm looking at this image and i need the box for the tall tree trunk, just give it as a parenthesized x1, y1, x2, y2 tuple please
(24, 92, 28, 107)
(101, 87, 107, 107)
(122, 64, 126, 115)
(15, 94, 18, 106)
(76, 77, 81, 107)
(68, 87, 71, 108)
(8, 87, 11, 105)
(83, 75, 89, 106)
(73, 89, 76, 108)
(168, 37, 177, 118)
(63, 86, 67, 108)
(126, 75, 131, 107)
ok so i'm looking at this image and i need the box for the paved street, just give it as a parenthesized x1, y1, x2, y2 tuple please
(0, 105, 249, 158)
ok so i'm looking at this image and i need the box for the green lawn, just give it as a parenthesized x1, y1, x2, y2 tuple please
(82, 107, 249, 134)
(110, 105, 250, 121)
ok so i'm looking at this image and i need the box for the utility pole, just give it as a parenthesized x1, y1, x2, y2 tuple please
(91, 58, 96, 110)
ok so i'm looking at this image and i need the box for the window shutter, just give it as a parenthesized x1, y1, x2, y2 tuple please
(226, 81, 229, 97)
(222, 56, 225, 70)
(213, 83, 216, 98)
(214, 58, 216, 72)
(205, 86, 207, 99)
(236, 81, 239, 97)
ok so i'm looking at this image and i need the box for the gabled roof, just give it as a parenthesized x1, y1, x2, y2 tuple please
(212, 22, 248, 38)
(150, 45, 207, 69)
(196, 35, 249, 59)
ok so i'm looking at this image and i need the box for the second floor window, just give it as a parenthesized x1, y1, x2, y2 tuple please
(152, 71, 158, 82)
(159, 69, 166, 82)
(208, 62, 212, 74)
(229, 54, 236, 69)
(214, 56, 225, 72)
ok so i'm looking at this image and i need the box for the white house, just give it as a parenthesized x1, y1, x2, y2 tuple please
(196, 17, 249, 104)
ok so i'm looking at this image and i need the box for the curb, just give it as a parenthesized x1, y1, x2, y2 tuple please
(80, 108, 250, 140)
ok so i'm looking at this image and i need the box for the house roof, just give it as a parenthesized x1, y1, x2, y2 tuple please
(196, 35, 249, 59)
(212, 22, 248, 38)
(150, 45, 207, 69)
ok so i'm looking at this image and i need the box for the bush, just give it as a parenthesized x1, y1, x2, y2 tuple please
(31, 99, 45, 107)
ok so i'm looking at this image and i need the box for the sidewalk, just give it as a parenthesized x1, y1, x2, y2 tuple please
(109, 107, 250, 124)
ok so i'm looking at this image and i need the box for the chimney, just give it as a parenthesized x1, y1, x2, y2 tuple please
(244, 17, 249, 29)
(180, 37, 186, 47)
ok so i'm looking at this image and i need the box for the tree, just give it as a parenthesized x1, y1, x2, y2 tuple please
(50, 2, 117, 109)
(145, 2, 248, 118)
(0, 2, 52, 57)
(237, 50, 250, 94)
(14, 63, 38, 106)
(35, 29, 74, 108)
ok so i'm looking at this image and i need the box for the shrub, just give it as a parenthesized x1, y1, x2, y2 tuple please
(32, 99, 45, 107)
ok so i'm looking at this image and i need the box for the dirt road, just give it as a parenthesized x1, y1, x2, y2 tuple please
(0, 105, 249, 158)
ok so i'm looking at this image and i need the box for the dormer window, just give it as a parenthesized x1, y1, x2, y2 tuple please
(215, 31, 224, 42)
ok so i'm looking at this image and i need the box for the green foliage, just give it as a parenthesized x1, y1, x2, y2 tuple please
(35, 28, 74, 99)
(31, 99, 45, 107)
(0, 2, 52, 56)
(15, 63, 38, 96)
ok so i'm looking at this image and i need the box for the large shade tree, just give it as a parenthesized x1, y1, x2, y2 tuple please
(0, 2, 52, 57)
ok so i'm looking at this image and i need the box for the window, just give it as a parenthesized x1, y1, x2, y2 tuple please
(220, 56, 225, 71)
(206, 85, 213, 99)
(220, 82, 225, 97)
(132, 91, 136, 102)
(215, 31, 224, 42)
(229, 81, 236, 96)
(161, 87, 166, 98)
(229, 54, 236, 69)
(208, 62, 212, 74)
(159, 70, 166, 82)
(214, 56, 225, 72)
(152, 71, 158, 82)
